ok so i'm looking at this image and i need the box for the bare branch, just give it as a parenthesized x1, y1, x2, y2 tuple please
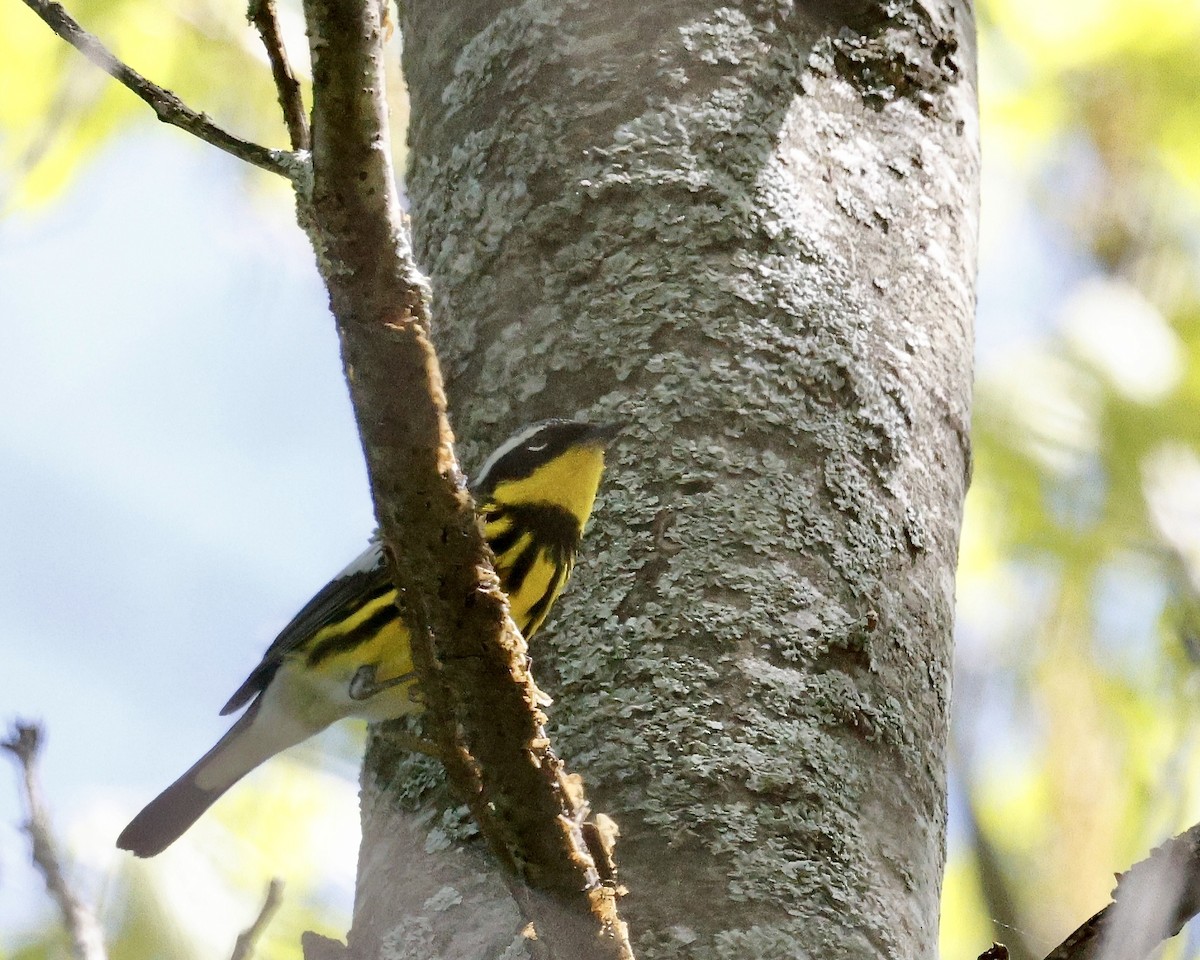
(230, 878, 284, 960)
(1041, 821, 1200, 960)
(17, 0, 304, 181)
(296, 0, 632, 955)
(2, 721, 107, 960)
(247, 0, 310, 152)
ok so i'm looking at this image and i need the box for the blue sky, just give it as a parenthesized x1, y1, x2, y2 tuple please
(0, 133, 375, 943)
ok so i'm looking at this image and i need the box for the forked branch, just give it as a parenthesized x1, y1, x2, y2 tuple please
(18, 0, 302, 181)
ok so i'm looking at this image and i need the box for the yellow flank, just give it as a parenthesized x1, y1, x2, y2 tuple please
(484, 511, 514, 536)
(313, 591, 393, 642)
(347, 616, 420, 721)
(492, 528, 535, 559)
(490, 529, 534, 567)
(285, 446, 608, 719)
(294, 588, 419, 722)
(492, 445, 606, 523)
(362, 615, 416, 689)
(510, 550, 561, 635)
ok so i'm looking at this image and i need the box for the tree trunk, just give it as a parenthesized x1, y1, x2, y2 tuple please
(351, 1, 978, 956)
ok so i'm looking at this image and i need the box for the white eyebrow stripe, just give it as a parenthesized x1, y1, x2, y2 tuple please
(471, 422, 551, 490)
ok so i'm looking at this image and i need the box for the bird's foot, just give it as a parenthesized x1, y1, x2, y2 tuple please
(349, 665, 416, 701)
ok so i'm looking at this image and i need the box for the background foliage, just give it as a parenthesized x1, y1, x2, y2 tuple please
(2, 0, 1199, 956)
(949, 0, 1200, 957)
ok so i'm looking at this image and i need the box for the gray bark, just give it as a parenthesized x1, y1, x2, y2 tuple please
(356, 1, 978, 957)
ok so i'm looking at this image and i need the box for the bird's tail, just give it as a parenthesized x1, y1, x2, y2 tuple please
(116, 769, 227, 858)
(117, 697, 311, 857)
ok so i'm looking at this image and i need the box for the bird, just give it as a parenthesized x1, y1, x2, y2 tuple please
(116, 419, 619, 857)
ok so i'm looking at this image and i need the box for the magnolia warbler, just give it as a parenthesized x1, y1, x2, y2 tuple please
(117, 419, 618, 857)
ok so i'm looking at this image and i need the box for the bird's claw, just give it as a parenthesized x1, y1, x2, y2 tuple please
(348, 665, 417, 701)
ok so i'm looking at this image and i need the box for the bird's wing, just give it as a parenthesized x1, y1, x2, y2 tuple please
(219, 541, 392, 715)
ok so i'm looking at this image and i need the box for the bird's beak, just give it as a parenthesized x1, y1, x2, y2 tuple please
(586, 422, 623, 445)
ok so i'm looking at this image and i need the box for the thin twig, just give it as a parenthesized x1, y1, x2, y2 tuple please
(2, 721, 108, 960)
(247, 0, 309, 152)
(18, 0, 304, 181)
(230, 878, 285, 960)
(1040, 820, 1200, 960)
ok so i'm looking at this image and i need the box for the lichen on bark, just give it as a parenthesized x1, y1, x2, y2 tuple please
(378, 1, 979, 957)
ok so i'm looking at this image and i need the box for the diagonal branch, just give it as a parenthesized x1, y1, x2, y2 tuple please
(296, 0, 632, 956)
(3, 721, 108, 960)
(18, 0, 303, 181)
(247, 0, 310, 152)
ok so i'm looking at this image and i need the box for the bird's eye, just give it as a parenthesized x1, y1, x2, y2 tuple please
(527, 442, 548, 452)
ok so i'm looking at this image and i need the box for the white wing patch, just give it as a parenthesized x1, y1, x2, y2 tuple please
(337, 540, 386, 580)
